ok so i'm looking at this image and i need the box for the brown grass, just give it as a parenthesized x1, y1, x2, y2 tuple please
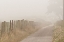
(53, 20, 64, 42)
(0, 26, 40, 42)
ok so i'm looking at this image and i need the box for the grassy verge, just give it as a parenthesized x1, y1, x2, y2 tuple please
(0, 25, 41, 42)
(53, 20, 64, 42)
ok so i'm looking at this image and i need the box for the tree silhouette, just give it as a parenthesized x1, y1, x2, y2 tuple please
(47, 0, 63, 20)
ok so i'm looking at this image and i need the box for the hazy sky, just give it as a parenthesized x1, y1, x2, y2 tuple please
(0, 0, 62, 22)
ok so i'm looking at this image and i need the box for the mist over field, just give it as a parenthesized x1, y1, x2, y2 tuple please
(0, 0, 63, 23)
(0, 0, 63, 42)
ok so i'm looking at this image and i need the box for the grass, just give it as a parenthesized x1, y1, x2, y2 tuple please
(53, 20, 64, 42)
(0, 25, 41, 42)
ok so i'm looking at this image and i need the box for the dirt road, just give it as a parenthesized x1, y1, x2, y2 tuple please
(21, 25, 53, 42)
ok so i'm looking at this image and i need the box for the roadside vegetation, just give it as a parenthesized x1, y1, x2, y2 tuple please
(53, 20, 64, 42)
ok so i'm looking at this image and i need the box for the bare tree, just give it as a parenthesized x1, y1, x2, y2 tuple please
(47, 0, 63, 20)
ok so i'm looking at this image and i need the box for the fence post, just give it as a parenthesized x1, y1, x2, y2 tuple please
(12, 20, 13, 30)
(10, 20, 12, 31)
(0, 22, 1, 42)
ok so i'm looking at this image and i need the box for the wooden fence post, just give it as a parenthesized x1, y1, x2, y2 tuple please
(12, 20, 13, 30)
(0, 22, 1, 42)
(10, 20, 12, 31)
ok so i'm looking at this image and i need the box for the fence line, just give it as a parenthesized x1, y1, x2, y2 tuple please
(0, 19, 35, 38)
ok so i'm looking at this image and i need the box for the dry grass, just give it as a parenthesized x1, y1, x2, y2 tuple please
(0, 26, 40, 42)
(53, 20, 64, 42)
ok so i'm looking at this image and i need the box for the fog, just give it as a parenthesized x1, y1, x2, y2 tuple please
(0, 0, 63, 23)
